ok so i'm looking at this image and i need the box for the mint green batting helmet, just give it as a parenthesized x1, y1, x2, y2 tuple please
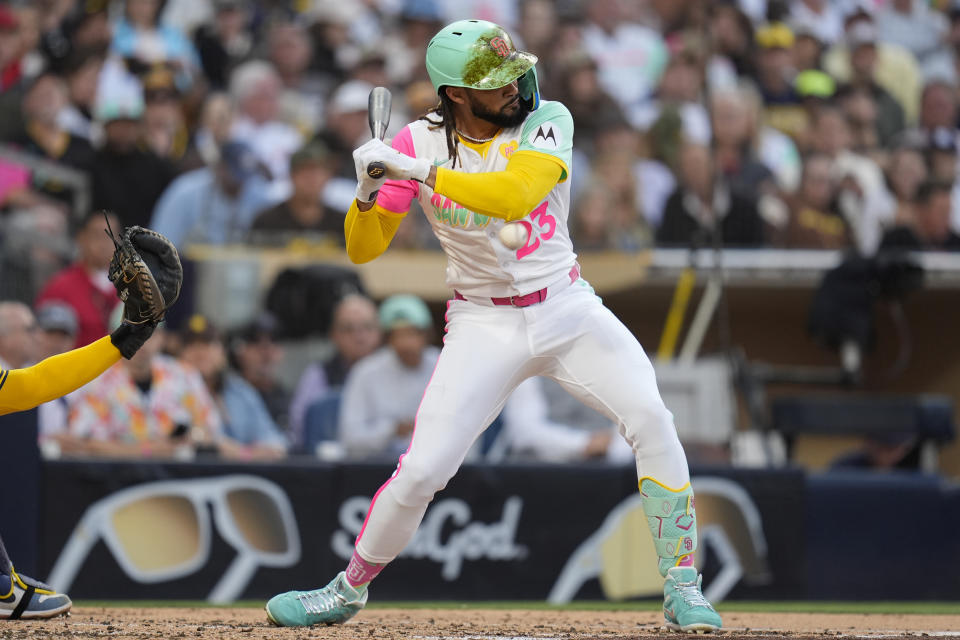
(425, 19, 541, 111)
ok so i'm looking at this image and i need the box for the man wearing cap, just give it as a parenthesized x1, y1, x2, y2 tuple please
(249, 142, 342, 243)
(34, 303, 80, 452)
(336, 295, 439, 460)
(178, 314, 287, 459)
(150, 140, 278, 249)
(228, 312, 290, 429)
(315, 80, 380, 179)
(823, 10, 921, 125)
(754, 22, 807, 140)
(266, 19, 721, 633)
(90, 77, 176, 228)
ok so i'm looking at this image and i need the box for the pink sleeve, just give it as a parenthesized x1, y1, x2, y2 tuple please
(376, 125, 419, 214)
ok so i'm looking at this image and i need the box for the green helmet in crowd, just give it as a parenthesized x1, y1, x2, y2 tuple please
(425, 19, 541, 111)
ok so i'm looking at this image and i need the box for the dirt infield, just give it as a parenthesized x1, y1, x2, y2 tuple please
(3, 607, 959, 640)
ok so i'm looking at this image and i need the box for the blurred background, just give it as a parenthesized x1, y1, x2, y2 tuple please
(0, 0, 958, 606)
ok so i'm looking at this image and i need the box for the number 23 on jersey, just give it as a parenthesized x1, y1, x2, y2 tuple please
(515, 200, 555, 259)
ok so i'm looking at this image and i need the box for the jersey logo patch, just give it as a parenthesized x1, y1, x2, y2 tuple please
(527, 123, 562, 151)
(499, 141, 517, 159)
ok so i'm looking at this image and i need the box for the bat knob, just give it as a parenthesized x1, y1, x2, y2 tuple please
(367, 161, 386, 179)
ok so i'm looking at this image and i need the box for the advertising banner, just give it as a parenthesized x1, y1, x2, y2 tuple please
(40, 461, 807, 602)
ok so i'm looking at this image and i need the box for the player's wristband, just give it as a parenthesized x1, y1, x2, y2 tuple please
(110, 322, 156, 359)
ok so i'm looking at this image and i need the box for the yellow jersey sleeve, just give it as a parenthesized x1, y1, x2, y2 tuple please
(433, 150, 565, 222)
(0, 337, 121, 416)
(344, 200, 407, 264)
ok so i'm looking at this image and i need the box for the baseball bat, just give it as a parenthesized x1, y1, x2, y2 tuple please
(367, 86, 392, 179)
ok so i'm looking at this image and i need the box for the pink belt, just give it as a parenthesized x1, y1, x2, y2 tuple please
(454, 264, 581, 308)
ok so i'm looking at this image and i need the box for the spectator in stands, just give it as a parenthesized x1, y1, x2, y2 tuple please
(926, 127, 958, 185)
(580, 0, 668, 116)
(790, 19, 825, 73)
(111, 0, 200, 79)
(0, 5, 23, 93)
(150, 140, 277, 249)
(516, 0, 557, 69)
(886, 144, 928, 231)
(571, 185, 616, 251)
(629, 35, 710, 144)
(35, 210, 120, 348)
(808, 106, 896, 255)
(837, 21, 905, 149)
(315, 79, 377, 180)
(551, 50, 626, 154)
(875, 0, 948, 76)
(178, 314, 287, 459)
(338, 294, 438, 460)
(60, 0, 112, 54)
(709, 86, 777, 202)
(754, 22, 806, 141)
(288, 294, 381, 448)
(57, 46, 107, 143)
(789, 0, 843, 46)
(589, 151, 651, 251)
(490, 377, 614, 463)
(249, 142, 342, 244)
(375, 0, 442, 87)
(228, 312, 290, 430)
(192, 91, 234, 167)
(90, 84, 176, 228)
(0, 302, 39, 371)
(881, 180, 960, 251)
(917, 81, 959, 145)
(193, 0, 252, 91)
(65, 324, 223, 458)
(707, 1, 756, 81)
(656, 142, 766, 247)
(34, 303, 80, 451)
(229, 60, 303, 200)
(18, 73, 94, 174)
(823, 10, 921, 126)
(268, 20, 327, 137)
(782, 153, 850, 249)
(140, 63, 191, 168)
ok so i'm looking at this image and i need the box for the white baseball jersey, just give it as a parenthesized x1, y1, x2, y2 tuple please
(379, 100, 577, 297)
(348, 99, 693, 586)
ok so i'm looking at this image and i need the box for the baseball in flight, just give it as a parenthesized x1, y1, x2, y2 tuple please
(498, 222, 529, 250)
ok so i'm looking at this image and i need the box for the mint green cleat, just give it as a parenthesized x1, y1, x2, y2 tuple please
(265, 571, 367, 627)
(663, 567, 722, 633)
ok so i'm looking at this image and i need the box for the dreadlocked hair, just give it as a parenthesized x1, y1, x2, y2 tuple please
(419, 90, 461, 169)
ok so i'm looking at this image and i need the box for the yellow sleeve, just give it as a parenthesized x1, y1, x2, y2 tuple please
(433, 150, 565, 222)
(0, 337, 121, 416)
(344, 200, 407, 264)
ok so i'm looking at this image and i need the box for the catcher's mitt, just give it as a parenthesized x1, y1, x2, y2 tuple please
(106, 216, 183, 325)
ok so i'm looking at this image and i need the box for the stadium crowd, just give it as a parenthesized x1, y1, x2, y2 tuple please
(0, 0, 956, 465)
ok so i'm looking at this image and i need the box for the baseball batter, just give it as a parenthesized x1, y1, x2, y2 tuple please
(266, 20, 721, 633)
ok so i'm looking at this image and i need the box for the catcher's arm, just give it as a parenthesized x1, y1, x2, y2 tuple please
(0, 337, 120, 415)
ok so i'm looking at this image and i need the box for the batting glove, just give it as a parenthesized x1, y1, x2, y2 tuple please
(354, 138, 432, 183)
(353, 141, 387, 203)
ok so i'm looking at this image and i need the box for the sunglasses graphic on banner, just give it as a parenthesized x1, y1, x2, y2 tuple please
(48, 475, 301, 603)
(548, 477, 770, 604)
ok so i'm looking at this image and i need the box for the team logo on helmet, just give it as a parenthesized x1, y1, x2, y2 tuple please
(489, 36, 511, 58)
